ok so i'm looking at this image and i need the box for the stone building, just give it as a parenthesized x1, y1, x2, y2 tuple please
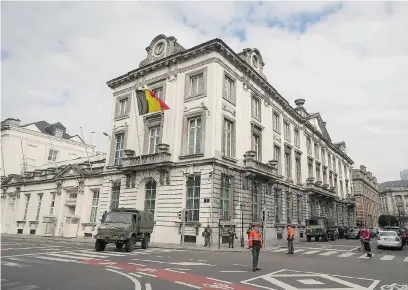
(379, 179, 408, 226)
(100, 34, 356, 245)
(351, 165, 380, 228)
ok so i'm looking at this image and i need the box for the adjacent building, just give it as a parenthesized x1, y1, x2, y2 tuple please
(1, 118, 96, 176)
(351, 165, 380, 228)
(401, 169, 408, 181)
(1, 35, 357, 244)
(379, 179, 408, 226)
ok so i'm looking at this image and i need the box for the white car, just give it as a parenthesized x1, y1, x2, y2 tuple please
(377, 231, 403, 250)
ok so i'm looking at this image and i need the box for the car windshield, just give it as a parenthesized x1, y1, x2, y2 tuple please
(307, 219, 324, 226)
(379, 231, 397, 237)
(104, 212, 132, 223)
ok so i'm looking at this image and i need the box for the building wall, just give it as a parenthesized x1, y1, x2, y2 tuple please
(380, 187, 408, 217)
(1, 125, 95, 175)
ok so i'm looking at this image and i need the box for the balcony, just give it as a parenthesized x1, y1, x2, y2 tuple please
(65, 198, 77, 207)
(242, 150, 278, 180)
(121, 144, 173, 169)
(305, 181, 337, 199)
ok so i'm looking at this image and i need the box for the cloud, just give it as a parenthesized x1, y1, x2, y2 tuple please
(1, 1, 407, 181)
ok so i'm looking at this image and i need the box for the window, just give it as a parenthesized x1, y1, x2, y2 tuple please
(321, 149, 325, 164)
(323, 168, 327, 184)
(295, 155, 301, 183)
(346, 180, 349, 194)
(222, 119, 234, 157)
(340, 181, 344, 196)
(251, 97, 261, 120)
(118, 98, 128, 117)
(273, 113, 280, 133)
(333, 157, 336, 171)
(90, 189, 100, 223)
(48, 150, 58, 162)
(344, 165, 347, 179)
(186, 176, 201, 221)
(223, 76, 234, 102)
(294, 130, 300, 147)
(23, 194, 30, 220)
(54, 128, 63, 138)
(220, 175, 231, 220)
(316, 164, 321, 181)
(114, 133, 124, 166)
(314, 143, 319, 160)
(36, 193, 43, 220)
(297, 195, 303, 223)
(252, 133, 261, 161)
(284, 121, 290, 142)
(49, 192, 56, 215)
(110, 182, 120, 210)
(252, 183, 259, 222)
(190, 73, 204, 97)
(152, 87, 164, 101)
(307, 138, 312, 154)
(308, 160, 313, 178)
(148, 126, 160, 154)
(187, 117, 202, 155)
(339, 161, 342, 174)
(144, 181, 156, 215)
(285, 151, 292, 178)
(334, 176, 338, 191)
(274, 146, 281, 175)
(328, 154, 331, 168)
(275, 192, 280, 223)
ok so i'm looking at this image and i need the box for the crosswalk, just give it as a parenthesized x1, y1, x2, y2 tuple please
(1, 248, 186, 268)
(1, 278, 39, 290)
(262, 247, 408, 263)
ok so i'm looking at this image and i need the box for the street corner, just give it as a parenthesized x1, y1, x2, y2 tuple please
(240, 269, 381, 290)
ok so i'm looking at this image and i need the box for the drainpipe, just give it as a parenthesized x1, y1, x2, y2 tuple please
(210, 160, 215, 246)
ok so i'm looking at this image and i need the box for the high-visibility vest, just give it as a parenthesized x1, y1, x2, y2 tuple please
(288, 228, 295, 239)
(248, 230, 262, 247)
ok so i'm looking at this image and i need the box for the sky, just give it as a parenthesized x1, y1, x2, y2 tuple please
(1, 1, 407, 182)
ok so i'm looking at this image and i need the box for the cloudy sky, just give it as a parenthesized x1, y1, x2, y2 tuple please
(1, 1, 407, 182)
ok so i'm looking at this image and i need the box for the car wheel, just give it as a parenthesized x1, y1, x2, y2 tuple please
(377, 245, 382, 249)
(399, 243, 403, 251)
(125, 236, 135, 252)
(95, 239, 106, 252)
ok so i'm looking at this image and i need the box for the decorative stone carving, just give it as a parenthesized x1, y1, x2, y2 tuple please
(157, 143, 170, 153)
(244, 150, 257, 160)
(77, 178, 85, 194)
(315, 181, 323, 187)
(307, 177, 315, 184)
(139, 35, 185, 68)
(56, 180, 63, 195)
(158, 168, 170, 185)
(124, 149, 135, 157)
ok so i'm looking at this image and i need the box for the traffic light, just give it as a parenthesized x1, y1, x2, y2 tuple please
(262, 209, 266, 222)
(185, 209, 188, 222)
(178, 211, 182, 220)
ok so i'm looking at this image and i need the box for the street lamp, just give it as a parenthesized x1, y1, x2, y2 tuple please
(240, 202, 245, 247)
(396, 201, 404, 227)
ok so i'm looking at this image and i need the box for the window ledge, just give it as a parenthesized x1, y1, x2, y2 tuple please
(222, 155, 237, 163)
(222, 97, 236, 106)
(82, 222, 96, 226)
(179, 153, 204, 160)
(273, 130, 281, 135)
(29, 220, 39, 224)
(185, 94, 207, 102)
(115, 115, 129, 121)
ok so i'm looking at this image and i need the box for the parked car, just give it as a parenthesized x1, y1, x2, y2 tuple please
(370, 228, 379, 238)
(338, 227, 347, 239)
(383, 226, 406, 246)
(347, 227, 360, 239)
(377, 231, 403, 250)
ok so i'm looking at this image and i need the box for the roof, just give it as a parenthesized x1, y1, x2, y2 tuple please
(378, 180, 408, 191)
(20, 120, 76, 140)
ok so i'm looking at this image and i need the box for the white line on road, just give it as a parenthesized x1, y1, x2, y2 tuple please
(220, 271, 247, 273)
(35, 256, 84, 263)
(174, 281, 201, 289)
(358, 254, 375, 259)
(206, 277, 232, 284)
(62, 251, 109, 259)
(404, 257, 408, 262)
(294, 249, 304, 253)
(132, 259, 166, 264)
(128, 273, 143, 278)
(271, 248, 287, 252)
(380, 255, 395, 261)
(145, 283, 152, 290)
(105, 266, 123, 270)
(338, 252, 355, 258)
(197, 260, 207, 262)
(10, 285, 39, 290)
(105, 268, 142, 290)
(136, 272, 157, 278)
(232, 264, 248, 266)
(129, 263, 147, 266)
(80, 250, 126, 257)
(2, 282, 23, 288)
(302, 250, 320, 255)
(1, 251, 61, 258)
(43, 253, 89, 260)
(319, 251, 338, 256)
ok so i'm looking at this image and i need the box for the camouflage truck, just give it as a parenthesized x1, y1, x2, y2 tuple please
(94, 208, 154, 252)
(306, 216, 338, 242)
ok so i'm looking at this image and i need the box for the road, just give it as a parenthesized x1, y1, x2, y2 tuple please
(1, 235, 407, 290)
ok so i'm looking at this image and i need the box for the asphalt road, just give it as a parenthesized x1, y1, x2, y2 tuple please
(1, 235, 407, 290)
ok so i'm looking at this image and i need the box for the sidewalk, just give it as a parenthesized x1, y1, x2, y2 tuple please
(2, 234, 305, 252)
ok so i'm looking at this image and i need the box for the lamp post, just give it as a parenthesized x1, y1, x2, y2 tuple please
(240, 202, 245, 247)
(396, 201, 403, 227)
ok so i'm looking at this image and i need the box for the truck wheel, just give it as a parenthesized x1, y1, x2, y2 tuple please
(116, 243, 124, 249)
(141, 236, 149, 249)
(95, 239, 106, 252)
(331, 235, 335, 241)
(315, 236, 319, 242)
(323, 234, 329, 242)
(307, 236, 312, 242)
(125, 236, 135, 252)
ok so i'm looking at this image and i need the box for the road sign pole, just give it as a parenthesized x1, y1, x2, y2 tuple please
(181, 208, 186, 246)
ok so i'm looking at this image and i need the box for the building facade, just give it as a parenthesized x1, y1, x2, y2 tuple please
(100, 34, 356, 245)
(351, 165, 380, 228)
(379, 179, 408, 226)
(1, 155, 105, 237)
(401, 169, 408, 181)
(1, 118, 96, 176)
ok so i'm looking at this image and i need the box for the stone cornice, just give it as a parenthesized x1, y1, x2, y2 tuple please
(106, 38, 354, 165)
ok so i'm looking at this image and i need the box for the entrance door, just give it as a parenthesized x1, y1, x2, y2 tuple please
(6, 197, 16, 233)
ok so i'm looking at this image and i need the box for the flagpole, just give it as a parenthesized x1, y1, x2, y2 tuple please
(133, 90, 142, 156)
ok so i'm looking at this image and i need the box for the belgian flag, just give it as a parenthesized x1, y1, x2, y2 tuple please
(135, 89, 170, 116)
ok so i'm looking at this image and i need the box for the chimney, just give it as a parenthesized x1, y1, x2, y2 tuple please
(89, 132, 95, 146)
(360, 165, 366, 173)
(2, 118, 21, 127)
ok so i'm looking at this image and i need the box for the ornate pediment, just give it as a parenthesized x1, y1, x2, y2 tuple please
(237, 48, 267, 80)
(2, 174, 22, 186)
(139, 34, 185, 68)
(53, 164, 88, 180)
(306, 113, 331, 142)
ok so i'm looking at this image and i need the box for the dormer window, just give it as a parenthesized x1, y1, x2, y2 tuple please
(55, 127, 63, 138)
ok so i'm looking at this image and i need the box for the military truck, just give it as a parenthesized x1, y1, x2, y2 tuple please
(94, 208, 154, 252)
(305, 216, 338, 242)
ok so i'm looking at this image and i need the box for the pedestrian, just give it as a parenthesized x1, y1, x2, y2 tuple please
(248, 223, 262, 272)
(287, 224, 295, 254)
(360, 225, 372, 257)
(203, 225, 212, 247)
(228, 226, 236, 248)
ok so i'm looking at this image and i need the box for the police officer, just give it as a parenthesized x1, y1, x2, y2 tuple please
(204, 224, 212, 247)
(228, 226, 236, 248)
(287, 224, 295, 254)
(248, 223, 262, 272)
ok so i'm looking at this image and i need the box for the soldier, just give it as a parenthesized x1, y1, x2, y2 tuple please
(203, 224, 212, 247)
(228, 226, 236, 248)
(248, 223, 262, 272)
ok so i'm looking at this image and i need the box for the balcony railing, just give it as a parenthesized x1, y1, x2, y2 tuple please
(243, 150, 278, 178)
(121, 143, 172, 168)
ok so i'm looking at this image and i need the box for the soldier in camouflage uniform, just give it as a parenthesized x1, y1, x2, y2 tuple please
(228, 226, 237, 248)
(204, 225, 212, 247)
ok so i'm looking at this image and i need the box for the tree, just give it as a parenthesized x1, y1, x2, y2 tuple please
(390, 216, 398, 226)
(378, 215, 389, 227)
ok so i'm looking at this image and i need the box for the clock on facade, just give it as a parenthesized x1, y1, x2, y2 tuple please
(154, 41, 165, 56)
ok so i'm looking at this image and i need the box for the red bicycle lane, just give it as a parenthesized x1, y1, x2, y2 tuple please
(84, 259, 257, 290)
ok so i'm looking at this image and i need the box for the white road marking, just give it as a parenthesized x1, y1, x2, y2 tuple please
(338, 252, 355, 258)
(170, 262, 215, 266)
(232, 264, 248, 266)
(197, 259, 207, 262)
(128, 273, 143, 278)
(358, 254, 375, 259)
(294, 249, 304, 253)
(80, 250, 126, 257)
(271, 248, 288, 252)
(302, 250, 320, 255)
(2, 282, 23, 288)
(105, 268, 142, 290)
(105, 266, 122, 270)
(380, 255, 395, 261)
(10, 285, 39, 290)
(1, 251, 64, 258)
(36, 256, 84, 263)
(220, 271, 247, 273)
(129, 262, 147, 266)
(404, 257, 408, 262)
(145, 283, 152, 290)
(63, 251, 109, 259)
(174, 281, 201, 289)
(42, 253, 89, 260)
(1, 246, 60, 250)
(136, 272, 157, 278)
(1, 261, 30, 268)
(165, 268, 189, 273)
(132, 258, 166, 264)
(206, 277, 232, 284)
(319, 251, 338, 256)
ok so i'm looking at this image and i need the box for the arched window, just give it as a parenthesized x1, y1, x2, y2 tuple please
(144, 181, 156, 215)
